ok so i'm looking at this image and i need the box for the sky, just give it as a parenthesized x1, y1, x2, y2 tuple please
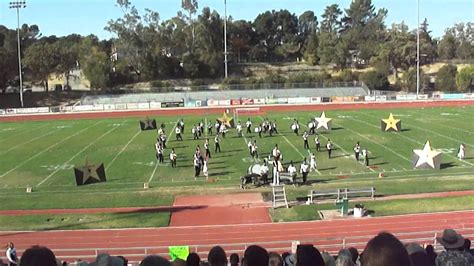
(0, 0, 472, 40)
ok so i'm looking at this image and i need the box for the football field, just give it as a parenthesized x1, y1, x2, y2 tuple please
(0, 105, 473, 197)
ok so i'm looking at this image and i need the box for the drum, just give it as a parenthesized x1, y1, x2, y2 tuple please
(248, 164, 262, 175)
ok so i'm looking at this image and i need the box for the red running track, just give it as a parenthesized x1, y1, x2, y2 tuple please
(1, 210, 473, 262)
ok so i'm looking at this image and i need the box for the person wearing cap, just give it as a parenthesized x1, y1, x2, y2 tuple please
(436, 228, 474, 265)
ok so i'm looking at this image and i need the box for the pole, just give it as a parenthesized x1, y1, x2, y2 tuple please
(416, 0, 420, 98)
(16, 7, 24, 107)
(224, 0, 228, 79)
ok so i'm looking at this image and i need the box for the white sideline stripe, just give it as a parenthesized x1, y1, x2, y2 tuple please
(356, 113, 474, 167)
(106, 130, 142, 171)
(0, 123, 50, 144)
(300, 123, 375, 173)
(334, 121, 412, 163)
(0, 129, 60, 156)
(0, 121, 101, 179)
(36, 125, 120, 187)
(148, 121, 177, 183)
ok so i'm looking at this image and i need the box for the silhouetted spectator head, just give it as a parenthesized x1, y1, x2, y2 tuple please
(283, 253, 295, 266)
(360, 232, 411, 266)
(171, 258, 186, 266)
(229, 253, 239, 266)
(336, 249, 355, 266)
(463, 239, 471, 251)
(140, 255, 171, 266)
(406, 243, 430, 266)
(424, 244, 437, 265)
(268, 252, 283, 266)
(321, 251, 335, 266)
(348, 247, 359, 264)
(19, 246, 57, 266)
(186, 252, 201, 266)
(89, 253, 127, 266)
(207, 246, 227, 266)
(295, 245, 324, 266)
(243, 245, 269, 266)
(436, 229, 465, 251)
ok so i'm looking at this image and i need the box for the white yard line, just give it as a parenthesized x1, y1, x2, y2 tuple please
(0, 129, 60, 156)
(404, 121, 473, 148)
(334, 121, 412, 163)
(148, 121, 177, 183)
(106, 130, 142, 171)
(36, 125, 120, 187)
(356, 113, 474, 167)
(257, 116, 321, 175)
(0, 123, 50, 144)
(0, 121, 101, 179)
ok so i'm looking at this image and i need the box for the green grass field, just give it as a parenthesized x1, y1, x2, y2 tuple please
(0, 105, 473, 220)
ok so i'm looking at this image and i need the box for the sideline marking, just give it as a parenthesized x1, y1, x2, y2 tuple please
(37, 125, 120, 187)
(148, 121, 177, 183)
(0, 121, 101, 179)
(106, 130, 142, 170)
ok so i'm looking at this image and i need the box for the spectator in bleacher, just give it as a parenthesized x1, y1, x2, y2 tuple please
(405, 243, 430, 266)
(229, 253, 239, 266)
(360, 232, 411, 266)
(243, 245, 268, 266)
(336, 249, 355, 266)
(348, 247, 359, 265)
(464, 239, 474, 257)
(5, 242, 17, 266)
(321, 252, 335, 266)
(283, 253, 295, 266)
(295, 244, 324, 266)
(186, 252, 200, 266)
(435, 229, 474, 266)
(269, 252, 283, 266)
(140, 255, 171, 266)
(18, 245, 57, 266)
(171, 258, 186, 266)
(207, 246, 227, 266)
(425, 245, 437, 266)
(89, 253, 127, 266)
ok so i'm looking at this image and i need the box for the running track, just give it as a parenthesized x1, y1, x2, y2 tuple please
(0, 210, 473, 262)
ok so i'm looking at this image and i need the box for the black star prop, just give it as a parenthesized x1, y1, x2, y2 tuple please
(140, 118, 157, 131)
(74, 160, 107, 186)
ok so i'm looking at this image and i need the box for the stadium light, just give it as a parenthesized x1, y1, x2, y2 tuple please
(9, 1, 27, 108)
(416, 0, 420, 98)
(224, 0, 228, 79)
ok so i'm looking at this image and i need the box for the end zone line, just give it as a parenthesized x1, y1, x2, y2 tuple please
(106, 130, 142, 171)
(0, 121, 102, 179)
(37, 125, 120, 187)
(148, 121, 177, 183)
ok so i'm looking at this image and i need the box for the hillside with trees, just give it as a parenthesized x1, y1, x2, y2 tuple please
(0, 0, 472, 93)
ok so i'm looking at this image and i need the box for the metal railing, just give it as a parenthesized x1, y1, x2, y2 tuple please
(3, 227, 470, 264)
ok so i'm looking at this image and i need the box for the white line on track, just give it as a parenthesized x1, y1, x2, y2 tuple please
(0, 129, 60, 156)
(355, 113, 474, 167)
(0, 121, 101, 179)
(106, 130, 142, 171)
(148, 121, 177, 183)
(36, 125, 120, 187)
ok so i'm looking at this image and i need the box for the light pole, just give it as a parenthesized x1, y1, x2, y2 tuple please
(224, 0, 228, 79)
(416, 0, 420, 98)
(9, 1, 26, 108)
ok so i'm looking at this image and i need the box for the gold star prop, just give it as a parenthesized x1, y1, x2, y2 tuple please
(381, 113, 401, 131)
(74, 159, 106, 186)
(413, 141, 442, 169)
(217, 112, 234, 128)
(315, 112, 332, 130)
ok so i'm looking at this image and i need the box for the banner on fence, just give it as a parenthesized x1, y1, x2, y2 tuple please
(406, 95, 418, 100)
(161, 101, 185, 108)
(137, 103, 150, 109)
(126, 103, 139, 110)
(364, 96, 376, 101)
(253, 98, 265, 105)
(464, 93, 474, 99)
(115, 103, 127, 110)
(169, 246, 189, 261)
(73, 105, 94, 112)
(218, 100, 231, 106)
(375, 95, 387, 101)
(230, 99, 241, 105)
(0, 110, 5, 115)
(417, 94, 429, 100)
(440, 93, 465, 100)
(265, 98, 278, 104)
(310, 97, 321, 103)
(149, 102, 161, 108)
(288, 97, 310, 104)
(321, 97, 331, 103)
(241, 99, 254, 105)
(185, 101, 196, 107)
(103, 104, 116, 110)
(396, 95, 407, 100)
(207, 99, 219, 106)
(276, 98, 288, 104)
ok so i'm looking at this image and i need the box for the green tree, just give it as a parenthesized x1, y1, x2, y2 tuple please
(399, 68, 429, 93)
(24, 41, 59, 91)
(81, 46, 111, 89)
(436, 64, 457, 91)
(0, 47, 17, 92)
(438, 31, 457, 60)
(456, 66, 474, 92)
(195, 7, 223, 77)
(359, 70, 389, 91)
